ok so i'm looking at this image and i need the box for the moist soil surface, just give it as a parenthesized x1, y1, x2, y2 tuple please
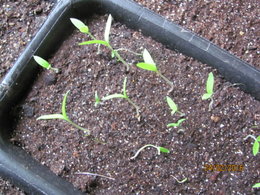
(1, 0, 260, 194)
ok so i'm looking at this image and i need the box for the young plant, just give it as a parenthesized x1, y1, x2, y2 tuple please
(167, 118, 186, 128)
(166, 96, 186, 127)
(70, 15, 130, 70)
(94, 91, 101, 107)
(244, 135, 260, 156)
(172, 176, 188, 184)
(202, 72, 214, 110)
(33, 55, 59, 73)
(136, 49, 173, 90)
(166, 96, 184, 116)
(130, 144, 170, 160)
(37, 90, 90, 135)
(102, 77, 140, 120)
(253, 183, 260, 188)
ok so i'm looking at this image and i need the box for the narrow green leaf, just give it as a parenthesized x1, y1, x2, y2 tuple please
(37, 114, 65, 120)
(104, 14, 113, 42)
(166, 96, 178, 115)
(253, 183, 260, 188)
(206, 72, 214, 94)
(159, 147, 170, 153)
(62, 91, 70, 119)
(123, 77, 127, 97)
(256, 136, 260, 142)
(102, 94, 125, 101)
(94, 91, 101, 107)
(79, 40, 110, 47)
(253, 140, 259, 156)
(33, 55, 51, 69)
(136, 62, 158, 72)
(111, 51, 115, 58)
(143, 48, 156, 65)
(167, 118, 186, 127)
(175, 177, 188, 183)
(202, 93, 212, 100)
(70, 18, 89, 34)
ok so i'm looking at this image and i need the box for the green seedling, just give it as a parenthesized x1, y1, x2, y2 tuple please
(94, 91, 101, 107)
(202, 72, 214, 110)
(136, 49, 173, 90)
(253, 183, 260, 188)
(244, 135, 260, 156)
(166, 96, 185, 116)
(102, 77, 140, 119)
(166, 96, 186, 127)
(172, 176, 188, 184)
(130, 144, 170, 160)
(33, 55, 59, 73)
(70, 18, 95, 40)
(167, 119, 186, 127)
(37, 90, 90, 135)
(70, 15, 130, 70)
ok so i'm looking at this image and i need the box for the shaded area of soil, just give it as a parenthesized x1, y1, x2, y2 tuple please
(0, 0, 259, 194)
(0, 0, 54, 80)
(0, 0, 54, 194)
(12, 13, 260, 194)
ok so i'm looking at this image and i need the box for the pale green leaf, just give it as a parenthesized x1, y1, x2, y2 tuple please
(143, 48, 155, 65)
(175, 177, 188, 183)
(70, 18, 89, 34)
(136, 63, 157, 72)
(123, 77, 127, 97)
(253, 183, 260, 188)
(104, 14, 113, 42)
(111, 51, 115, 58)
(37, 114, 65, 120)
(33, 55, 51, 69)
(62, 91, 70, 119)
(253, 140, 259, 156)
(167, 118, 186, 127)
(202, 93, 212, 100)
(79, 40, 110, 47)
(159, 147, 170, 153)
(206, 72, 214, 94)
(166, 96, 178, 114)
(256, 136, 260, 142)
(102, 94, 125, 101)
(94, 91, 101, 107)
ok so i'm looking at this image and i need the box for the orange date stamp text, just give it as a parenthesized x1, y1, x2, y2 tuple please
(203, 164, 244, 172)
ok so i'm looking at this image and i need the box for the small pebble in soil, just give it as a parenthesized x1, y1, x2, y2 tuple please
(22, 105, 34, 117)
(210, 115, 221, 123)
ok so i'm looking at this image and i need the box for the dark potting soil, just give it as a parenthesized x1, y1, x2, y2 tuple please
(0, 0, 259, 194)
(11, 12, 260, 195)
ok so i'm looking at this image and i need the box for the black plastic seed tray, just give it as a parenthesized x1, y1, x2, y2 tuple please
(0, 0, 259, 194)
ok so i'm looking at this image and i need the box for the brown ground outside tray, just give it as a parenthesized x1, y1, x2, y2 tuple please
(1, 0, 260, 194)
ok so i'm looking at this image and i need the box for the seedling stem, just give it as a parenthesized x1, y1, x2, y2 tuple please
(37, 90, 90, 135)
(130, 144, 170, 160)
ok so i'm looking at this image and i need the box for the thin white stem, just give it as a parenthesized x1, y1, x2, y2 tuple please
(130, 144, 159, 160)
(67, 118, 90, 135)
(75, 172, 115, 180)
(172, 176, 187, 183)
(157, 71, 173, 87)
(244, 135, 256, 141)
(126, 98, 140, 120)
